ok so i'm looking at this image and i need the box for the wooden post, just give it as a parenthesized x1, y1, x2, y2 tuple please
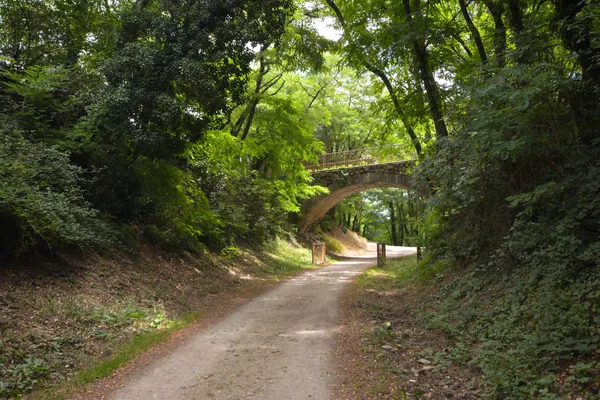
(377, 243, 387, 266)
(312, 242, 326, 264)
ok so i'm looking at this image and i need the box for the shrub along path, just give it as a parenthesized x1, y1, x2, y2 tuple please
(88, 246, 416, 399)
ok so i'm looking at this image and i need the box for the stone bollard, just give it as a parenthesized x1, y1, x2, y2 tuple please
(377, 243, 387, 266)
(312, 242, 326, 264)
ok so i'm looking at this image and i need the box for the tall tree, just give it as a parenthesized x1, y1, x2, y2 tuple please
(481, 0, 507, 67)
(324, 0, 423, 155)
(401, 0, 449, 139)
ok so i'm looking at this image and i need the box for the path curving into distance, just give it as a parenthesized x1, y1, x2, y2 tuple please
(109, 245, 416, 400)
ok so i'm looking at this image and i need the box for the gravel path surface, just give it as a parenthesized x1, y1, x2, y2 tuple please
(110, 245, 416, 400)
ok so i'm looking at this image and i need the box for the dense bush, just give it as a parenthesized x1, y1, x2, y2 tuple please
(0, 123, 109, 253)
(0, 0, 307, 256)
(415, 37, 600, 400)
(195, 134, 298, 247)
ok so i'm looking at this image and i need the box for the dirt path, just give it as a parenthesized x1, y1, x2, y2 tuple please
(107, 245, 416, 400)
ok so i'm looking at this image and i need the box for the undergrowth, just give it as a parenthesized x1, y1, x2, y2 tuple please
(0, 298, 172, 399)
(359, 255, 600, 398)
(429, 262, 600, 399)
(321, 235, 345, 254)
(356, 255, 449, 290)
(30, 310, 203, 400)
(411, 47, 600, 399)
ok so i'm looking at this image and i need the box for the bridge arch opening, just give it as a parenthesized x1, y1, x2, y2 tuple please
(299, 182, 410, 234)
(299, 161, 412, 233)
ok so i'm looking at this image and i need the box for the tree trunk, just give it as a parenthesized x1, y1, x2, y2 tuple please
(239, 52, 266, 140)
(507, 0, 530, 64)
(402, 0, 449, 139)
(352, 214, 360, 232)
(482, 0, 507, 68)
(458, 0, 488, 64)
(554, 0, 600, 83)
(398, 203, 405, 245)
(507, 0, 524, 32)
(389, 201, 398, 245)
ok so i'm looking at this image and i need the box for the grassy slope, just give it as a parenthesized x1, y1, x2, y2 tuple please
(319, 224, 368, 255)
(0, 239, 314, 399)
(335, 256, 600, 399)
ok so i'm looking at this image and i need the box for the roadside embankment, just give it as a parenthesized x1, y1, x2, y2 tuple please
(333, 255, 600, 399)
(0, 239, 314, 399)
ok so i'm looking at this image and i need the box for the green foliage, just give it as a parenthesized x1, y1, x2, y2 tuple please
(357, 254, 600, 397)
(0, 356, 50, 398)
(414, 42, 600, 399)
(194, 128, 325, 246)
(0, 122, 109, 252)
(220, 246, 241, 259)
(259, 238, 314, 276)
(135, 159, 219, 251)
(0, 0, 318, 254)
(428, 261, 600, 398)
(0, 0, 113, 69)
(91, 0, 295, 159)
(306, 60, 407, 154)
(321, 234, 344, 254)
(1, 64, 70, 128)
(335, 188, 422, 246)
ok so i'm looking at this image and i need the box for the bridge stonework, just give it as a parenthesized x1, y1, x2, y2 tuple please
(299, 161, 413, 233)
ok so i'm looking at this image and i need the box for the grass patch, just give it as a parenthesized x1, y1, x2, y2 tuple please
(32, 310, 203, 400)
(356, 255, 451, 291)
(75, 310, 201, 383)
(356, 265, 399, 291)
(259, 238, 319, 276)
(321, 235, 344, 254)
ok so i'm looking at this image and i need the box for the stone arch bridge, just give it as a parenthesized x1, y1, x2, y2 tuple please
(299, 160, 413, 234)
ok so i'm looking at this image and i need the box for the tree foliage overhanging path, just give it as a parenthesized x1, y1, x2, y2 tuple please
(322, 0, 600, 254)
(0, 0, 422, 256)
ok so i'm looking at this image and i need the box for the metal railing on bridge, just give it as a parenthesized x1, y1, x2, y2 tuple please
(305, 144, 408, 171)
